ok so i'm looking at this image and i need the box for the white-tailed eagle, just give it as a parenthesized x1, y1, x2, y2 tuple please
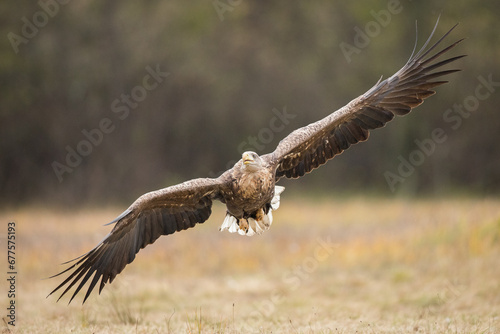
(49, 21, 464, 303)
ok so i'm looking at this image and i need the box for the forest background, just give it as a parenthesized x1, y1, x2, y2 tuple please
(1, 0, 499, 207)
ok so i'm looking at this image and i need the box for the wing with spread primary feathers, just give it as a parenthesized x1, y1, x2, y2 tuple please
(48, 177, 224, 304)
(264, 21, 465, 179)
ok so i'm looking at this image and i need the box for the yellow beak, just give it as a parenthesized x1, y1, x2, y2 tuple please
(242, 153, 254, 165)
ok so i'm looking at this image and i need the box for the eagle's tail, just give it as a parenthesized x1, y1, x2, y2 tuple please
(219, 186, 285, 236)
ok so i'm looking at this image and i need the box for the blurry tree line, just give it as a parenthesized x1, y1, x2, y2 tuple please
(1, 0, 499, 206)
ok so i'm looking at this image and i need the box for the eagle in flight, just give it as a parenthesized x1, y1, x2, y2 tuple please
(49, 20, 464, 303)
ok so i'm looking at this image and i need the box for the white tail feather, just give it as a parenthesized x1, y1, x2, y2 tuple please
(271, 185, 285, 210)
(219, 215, 240, 233)
(254, 219, 265, 234)
(246, 218, 257, 236)
(228, 221, 239, 233)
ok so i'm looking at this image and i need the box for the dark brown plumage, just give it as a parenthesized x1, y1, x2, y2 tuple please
(49, 20, 464, 303)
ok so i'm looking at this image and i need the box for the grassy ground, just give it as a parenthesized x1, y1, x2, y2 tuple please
(1, 197, 500, 333)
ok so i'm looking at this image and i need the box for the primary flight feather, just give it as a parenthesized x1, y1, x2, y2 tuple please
(49, 20, 464, 304)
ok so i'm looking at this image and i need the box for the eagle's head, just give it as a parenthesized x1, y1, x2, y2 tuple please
(241, 151, 263, 172)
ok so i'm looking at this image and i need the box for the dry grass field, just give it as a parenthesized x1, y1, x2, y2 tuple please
(1, 197, 500, 333)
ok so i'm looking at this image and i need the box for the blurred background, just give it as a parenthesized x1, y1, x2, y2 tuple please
(2, 3, 500, 331)
(1, 0, 499, 207)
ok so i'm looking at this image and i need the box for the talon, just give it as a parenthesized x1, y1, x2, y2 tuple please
(238, 219, 249, 232)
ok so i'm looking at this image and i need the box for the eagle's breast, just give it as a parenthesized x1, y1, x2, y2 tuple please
(225, 163, 275, 218)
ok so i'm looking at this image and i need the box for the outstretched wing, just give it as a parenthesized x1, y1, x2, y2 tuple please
(264, 21, 465, 179)
(48, 177, 224, 304)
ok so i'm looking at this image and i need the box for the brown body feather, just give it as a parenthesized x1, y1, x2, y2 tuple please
(220, 159, 276, 219)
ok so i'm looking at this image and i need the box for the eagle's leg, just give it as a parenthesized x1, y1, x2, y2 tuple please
(238, 218, 249, 234)
(219, 185, 285, 236)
